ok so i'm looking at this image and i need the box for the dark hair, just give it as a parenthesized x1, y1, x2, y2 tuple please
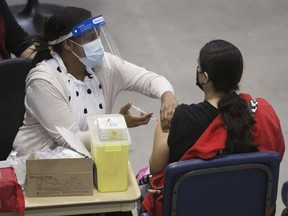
(199, 39, 258, 154)
(31, 7, 92, 67)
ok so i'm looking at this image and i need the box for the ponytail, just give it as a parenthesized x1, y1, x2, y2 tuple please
(199, 40, 258, 154)
(218, 91, 258, 154)
(31, 35, 64, 67)
(30, 35, 53, 67)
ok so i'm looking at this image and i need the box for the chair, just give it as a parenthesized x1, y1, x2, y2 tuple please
(281, 181, 288, 216)
(142, 151, 281, 216)
(0, 58, 32, 160)
(9, 0, 64, 34)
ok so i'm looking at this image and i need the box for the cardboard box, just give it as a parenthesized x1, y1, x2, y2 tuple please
(26, 154, 93, 197)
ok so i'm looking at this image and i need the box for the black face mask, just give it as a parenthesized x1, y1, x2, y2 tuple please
(196, 78, 204, 90)
(195, 66, 204, 90)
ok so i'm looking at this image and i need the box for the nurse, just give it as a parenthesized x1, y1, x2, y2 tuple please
(12, 6, 178, 158)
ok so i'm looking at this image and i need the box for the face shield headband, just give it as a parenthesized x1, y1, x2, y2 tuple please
(48, 15, 105, 45)
(48, 15, 123, 68)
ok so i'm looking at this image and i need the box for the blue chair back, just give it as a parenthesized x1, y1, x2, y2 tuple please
(163, 152, 280, 216)
(281, 181, 288, 215)
(282, 181, 288, 206)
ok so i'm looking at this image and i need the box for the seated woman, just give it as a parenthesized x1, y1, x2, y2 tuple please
(8, 6, 179, 216)
(10, 6, 177, 159)
(142, 39, 285, 216)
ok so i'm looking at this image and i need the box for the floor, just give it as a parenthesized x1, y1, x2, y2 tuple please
(8, 0, 288, 215)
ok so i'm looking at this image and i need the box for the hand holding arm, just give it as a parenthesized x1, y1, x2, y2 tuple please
(160, 91, 178, 132)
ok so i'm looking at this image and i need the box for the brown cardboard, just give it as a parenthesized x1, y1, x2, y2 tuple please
(26, 154, 93, 197)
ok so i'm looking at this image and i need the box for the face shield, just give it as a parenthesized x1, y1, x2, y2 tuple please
(48, 15, 123, 69)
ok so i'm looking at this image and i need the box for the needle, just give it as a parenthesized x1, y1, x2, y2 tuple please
(131, 105, 157, 121)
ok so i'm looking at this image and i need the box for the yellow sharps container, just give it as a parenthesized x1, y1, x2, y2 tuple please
(87, 114, 131, 192)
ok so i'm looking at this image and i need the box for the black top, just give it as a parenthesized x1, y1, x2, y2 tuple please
(168, 101, 219, 163)
(0, 0, 32, 58)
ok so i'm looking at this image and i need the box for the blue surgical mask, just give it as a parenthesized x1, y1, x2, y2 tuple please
(70, 38, 104, 68)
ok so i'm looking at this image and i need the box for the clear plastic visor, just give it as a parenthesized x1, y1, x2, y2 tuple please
(71, 15, 123, 68)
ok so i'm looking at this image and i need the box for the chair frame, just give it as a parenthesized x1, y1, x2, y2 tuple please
(171, 163, 273, 216)
(281, 181, 288, 216)
(163, 152, 280, 216)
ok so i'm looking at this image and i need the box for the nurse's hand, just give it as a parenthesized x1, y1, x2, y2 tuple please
(160, 91, 178, 132)
(119, 101, 153, 128)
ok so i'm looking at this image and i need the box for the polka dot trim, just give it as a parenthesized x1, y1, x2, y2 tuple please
(76, 91, 79, 97)
(84, 108, 88, 114)
(99, 84, 102, 89)
(87, 89, 92, 94)
(99, 103, 103, 109)
(57, 67, 62, 73)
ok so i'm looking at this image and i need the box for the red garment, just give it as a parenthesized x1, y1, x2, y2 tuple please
(142, 93, 285, 216)
(0, 167, 25, 215)
(0, 17, 11, 59)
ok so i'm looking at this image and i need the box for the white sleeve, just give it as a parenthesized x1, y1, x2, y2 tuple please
(25, 79, 89, 147)
(118, 60, 174, 98)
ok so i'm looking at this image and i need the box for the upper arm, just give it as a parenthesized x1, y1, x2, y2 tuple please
(2, 1, 32, 56)
(149, 120, 170, 175)
(118, 61, 173, 98)
(25, 79, 79, 141)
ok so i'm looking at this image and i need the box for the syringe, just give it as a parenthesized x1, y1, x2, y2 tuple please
(131, 104, 157, 121)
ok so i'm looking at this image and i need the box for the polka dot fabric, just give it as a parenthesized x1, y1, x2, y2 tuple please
(49, 52, 106, 130)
